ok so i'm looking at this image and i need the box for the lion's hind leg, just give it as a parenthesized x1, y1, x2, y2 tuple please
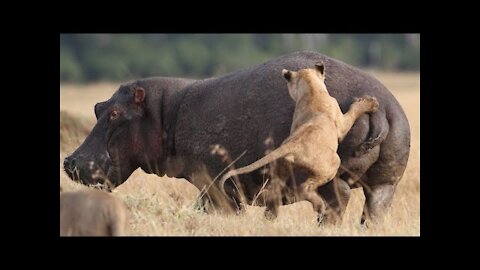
(299, 177, 328, 224)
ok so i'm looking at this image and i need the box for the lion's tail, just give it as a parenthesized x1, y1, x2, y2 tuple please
(219, 144, 292, 195)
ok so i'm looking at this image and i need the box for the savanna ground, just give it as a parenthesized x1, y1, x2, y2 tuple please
(60, 71, 420, 236)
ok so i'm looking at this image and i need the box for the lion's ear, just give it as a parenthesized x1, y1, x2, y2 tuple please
(282, 69, 292, 81)
(315, 62, 325, 76)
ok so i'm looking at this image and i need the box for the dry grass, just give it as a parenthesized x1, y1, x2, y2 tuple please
(59, 71, 420, 236)
(60, 110, 93, 153)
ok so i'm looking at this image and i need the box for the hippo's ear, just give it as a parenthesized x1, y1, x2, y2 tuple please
(134, 87, 145, 104)
(315, 62, 325, 76)
(282, 69, 292, 82)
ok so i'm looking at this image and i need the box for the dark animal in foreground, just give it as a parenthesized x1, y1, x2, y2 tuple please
(64, 51, 410, 225)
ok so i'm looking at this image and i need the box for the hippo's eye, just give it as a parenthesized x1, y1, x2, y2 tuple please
(109, 110, 120, 121)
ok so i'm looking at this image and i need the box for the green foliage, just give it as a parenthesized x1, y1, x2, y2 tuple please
(60, 48, 83, 82)
(60, 34, 420, 83)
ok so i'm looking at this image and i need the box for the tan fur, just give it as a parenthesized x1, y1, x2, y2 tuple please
(219, 63, 379, 219)
(60, 189, 129, 236)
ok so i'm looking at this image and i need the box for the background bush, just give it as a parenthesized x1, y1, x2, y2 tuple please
(60, 34, 420, 83)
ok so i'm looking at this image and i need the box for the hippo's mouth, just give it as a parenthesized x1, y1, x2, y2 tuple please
(63, 153, 118, 192)
(64, 164, 114, 190)
(88, 182, 113, 192)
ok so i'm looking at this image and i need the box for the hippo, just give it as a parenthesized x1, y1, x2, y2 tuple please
(63, 51, 410, 224)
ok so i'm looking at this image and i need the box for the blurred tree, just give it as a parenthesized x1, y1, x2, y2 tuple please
(60, 33, 420, 84)
(60, 48, 83, 82)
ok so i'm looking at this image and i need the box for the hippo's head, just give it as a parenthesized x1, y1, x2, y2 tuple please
(64, 83, 165, 189)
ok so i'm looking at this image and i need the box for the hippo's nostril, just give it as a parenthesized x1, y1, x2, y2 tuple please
(64, 156, 76, 172)
(63, 157, 69, 168)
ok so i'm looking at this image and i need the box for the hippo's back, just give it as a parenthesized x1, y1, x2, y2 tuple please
(175, 51, 410, 199)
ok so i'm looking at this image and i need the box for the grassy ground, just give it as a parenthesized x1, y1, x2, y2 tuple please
(60, 71, 420, 236)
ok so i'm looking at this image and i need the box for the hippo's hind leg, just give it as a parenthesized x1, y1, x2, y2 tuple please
(263, 162, 290, 220)
(194, 195, 213, 213)
(316, 177, 351, 225)
(361, 183, 397, 226)
(263, 177, 283, 220)
(360, 132, 409, 225)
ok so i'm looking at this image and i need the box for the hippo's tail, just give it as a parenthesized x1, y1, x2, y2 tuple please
(354, 110, 389, 157)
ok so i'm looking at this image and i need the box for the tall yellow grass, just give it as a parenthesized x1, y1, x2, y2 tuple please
(60, 71, 420, 236)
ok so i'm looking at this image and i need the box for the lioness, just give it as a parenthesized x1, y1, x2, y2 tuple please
(219, 62, 379, 220)
(60, 188, 129, 236)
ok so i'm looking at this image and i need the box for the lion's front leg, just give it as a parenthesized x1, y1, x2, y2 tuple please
(337, 96, 379, 142)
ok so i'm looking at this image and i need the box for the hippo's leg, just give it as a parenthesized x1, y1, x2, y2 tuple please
(263, 165, 289, 220)
(361, 183, 396, 226)
(194, 195, 213, 213)
(263, 176, 284, 220)
(360, 150, 406, 225)
(360, 110, 410, 225)
(321, 145, 381, 224)
(189, 163, 240, 214)
(316, 177, 351, 225)
(221, 177, 249, 215)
